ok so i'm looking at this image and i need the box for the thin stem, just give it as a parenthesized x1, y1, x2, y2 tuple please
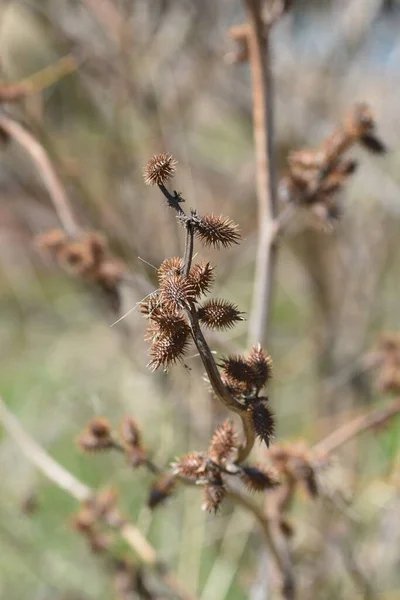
(0, 115, 79, 237)
(158, 184, 186, 216)
(183, 222, 195, 277)
(0, 396, 197, 600)
(227, 485, 296, 599)
(245, 0, 278, 347)
(313, 397, 400, 456)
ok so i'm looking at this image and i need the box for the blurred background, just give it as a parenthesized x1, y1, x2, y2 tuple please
(1, 0, 400, 598)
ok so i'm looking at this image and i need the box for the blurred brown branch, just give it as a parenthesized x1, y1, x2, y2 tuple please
(0, 115, 80, 237)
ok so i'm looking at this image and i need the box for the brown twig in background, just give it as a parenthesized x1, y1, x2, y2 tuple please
(0, 115, 80, 237)
(0, 396, 197, 600)
(244, 0, 278, 347)
(313, 397, 400, 456)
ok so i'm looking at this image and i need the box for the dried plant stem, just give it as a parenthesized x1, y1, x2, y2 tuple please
(0, 396, 197, 600)
(313, 397, 400, 456)
(160, 185, 256, 460)
(227, 485, 295, 599)
(245, 0, 278, 347)
(0, 115, 80, 237)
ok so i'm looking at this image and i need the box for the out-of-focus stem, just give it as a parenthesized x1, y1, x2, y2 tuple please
(245, 0, 278, 347)
(0, 115, 79, 237)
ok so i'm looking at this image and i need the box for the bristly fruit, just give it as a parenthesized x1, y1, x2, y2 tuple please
(143, 153, 177, 186)
(158, 257, 183, 283)
(249, 399, 275, 447)
(194, 214, 240, 249)
(148, 325, 191, 371)
(246, 345, 273, 392)
(198, 299, 244, 330)
(202, 478, 226, 513)
(208, 420, 238, 464)
(160, 274, 197, 311)
(189, 262, 215, 297)
(240, 465, 279, 492)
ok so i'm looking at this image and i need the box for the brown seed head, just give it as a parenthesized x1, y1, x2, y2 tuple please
(202, 478, 226, 513)
(249, 399, 275, 447)
(172, 452, 208, 480)
(208, 420, 238, 464)
(158, 257, 184, 283)
(143, 153, 177, 186)
(220, 355, 253, 393)
(148, 326, 191, 371)
(160, 274, 197, 311)
(246, 345, 273, 391)
(194, 214, 240, 249)
(189, 262, 215, 297)
(240, 465, 279, 492)
(198, 299, 244, 330)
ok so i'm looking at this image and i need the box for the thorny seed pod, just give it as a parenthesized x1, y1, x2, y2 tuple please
(208, 420, 238, 465)
(220, 355, 254, 392)
(202, 477, 226, 514)
(120, 416, 141, 449)
(149, 313, 191, 338)
(158, 257, 184, 283)
(197, 299, 244, 330)
(194, 214, 241, 249)
(160, 274, 197, 311)
(139, 294, 162, 317)
(148, 326, 191, 371)
(248, 399, 275, 447)
(77, 417, 115, 452)
(148, 474, 176, 509)
(172, 452, 207, 480)
(143, 153, 177, 186)
(240, 465, 279, 492)
(246, 345, 273, 392)
(189, 262, 215, 297)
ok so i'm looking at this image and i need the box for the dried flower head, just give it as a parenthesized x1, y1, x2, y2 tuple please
(220, 355, 253, 392)
(198, 299, 244, 330)
(172, 452, 207, 480)
(194, 214, 240, 249)
(240, 465, 279, 492)
(148, 325, 191, 371)
(189, 262, 215, 297)
(249, 399, 275, 447)
(202, 478, 226, 514)
(77, 417, 115, 452)
(160, 274, 197, 311)
(143, 153, 177, 186)
(148, 474, 176, 509)
(246, 345, 273, 392)
(158, 257, 183, 283)
(208, 420, 238, 464)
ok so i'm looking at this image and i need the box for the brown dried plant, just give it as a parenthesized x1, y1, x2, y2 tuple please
(280, 103, 387, 229)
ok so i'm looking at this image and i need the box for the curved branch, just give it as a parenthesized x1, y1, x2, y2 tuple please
(0, 115, 80, 237)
